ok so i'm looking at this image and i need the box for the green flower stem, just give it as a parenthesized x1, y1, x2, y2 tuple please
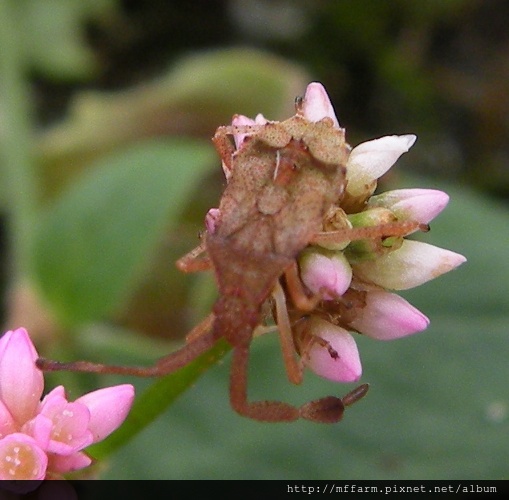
(0, 0, 38, 278)
(87, 338, 231, 460)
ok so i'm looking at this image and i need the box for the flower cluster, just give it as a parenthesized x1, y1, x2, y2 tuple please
(0, 327, 134, 480)
(208, 82, 466, 385)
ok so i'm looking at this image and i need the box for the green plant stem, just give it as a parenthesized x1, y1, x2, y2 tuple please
(87, 338, 231, 460)
(0, 0, 38, 278)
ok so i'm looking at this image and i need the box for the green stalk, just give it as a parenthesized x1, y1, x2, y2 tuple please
(0, 0, 38, 278)
(87, 339, 231, 460)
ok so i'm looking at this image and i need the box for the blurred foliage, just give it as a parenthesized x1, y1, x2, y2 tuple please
(32, 138, 216, 326)
(36, 47, 308, 200)
(14, 0, 117, 80)
(0, 0, 508, 480)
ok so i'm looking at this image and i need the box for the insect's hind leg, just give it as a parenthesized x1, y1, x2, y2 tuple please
(228, 337, 369, 423)
(229, 342, 300, 422)
(272, 280, 302, 386)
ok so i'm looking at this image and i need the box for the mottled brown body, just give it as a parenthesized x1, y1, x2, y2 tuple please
(37, 104, 372, 423)
(208, 116, 348, 345)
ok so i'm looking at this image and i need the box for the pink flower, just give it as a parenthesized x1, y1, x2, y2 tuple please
(295, 83, 418, 199)
(208, 82, 466, 396)
(367, 188, 450, 225)
(296, 318, 362, 383)
(285, 82, 466, 385)
(231, 113, 268, 149)
(352, 239, 467, 290)
(299, 248, 352, 300)
(346, 134, 417, 198)
(205, 207, 221, 234)
(0, 328, 43, 426)
(0, 328, 135, 479)
(75, 385, 136, 443)
(0, 433, 47, 481)
(349, 291, 430, 340)
(301, 82, 341, 128)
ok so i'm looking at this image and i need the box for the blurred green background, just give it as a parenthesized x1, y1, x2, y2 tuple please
(0, 0, 507, 479)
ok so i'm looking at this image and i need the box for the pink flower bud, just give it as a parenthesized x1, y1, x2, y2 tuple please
(353, 239, 467, 290)
(0, 328, 43, 425)
(0, 400, 16, 439)
(368, 188, 450, 224)
(300, 318, 362, 383)
(231, 113, 268, 149)
(299, 249, 352, 299)
(349, 291, 429, 340)
(46, 450, 92, 475)
(21, 412, 52, 450)
(346, 134, 417, 197)
(37, 387, 94, 455)
(302, 82, 340, 129)
(0, 327, 135, 479)
(0, 433, 47, 480)
(205, 208, 221, 234)
(75, 384, 135, 443)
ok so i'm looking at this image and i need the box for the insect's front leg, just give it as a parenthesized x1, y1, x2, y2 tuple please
(37, 315, 219, 377)
(185, 312, 215, 343)
(175, 241, 212, 273)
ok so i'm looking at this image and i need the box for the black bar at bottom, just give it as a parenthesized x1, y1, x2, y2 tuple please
(1, 480, 507, 498)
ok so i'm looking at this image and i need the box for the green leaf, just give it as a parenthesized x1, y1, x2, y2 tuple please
(31, 138, 215, 326)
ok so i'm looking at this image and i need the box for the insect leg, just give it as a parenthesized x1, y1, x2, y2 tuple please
(36, 316, 218, 377)
(185, 312, 215, 343)
(229, 340, 300, 422)
(271, 280, 302, 385)
(228, 319, 366, 423)
(311, 220, 427, 247)
(342, 383, 370, 407)
(229, 339, 364, 423)
(284, 261, 322, 312)
(212, 125, 239, 174)
(175, 241, 212, 273)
